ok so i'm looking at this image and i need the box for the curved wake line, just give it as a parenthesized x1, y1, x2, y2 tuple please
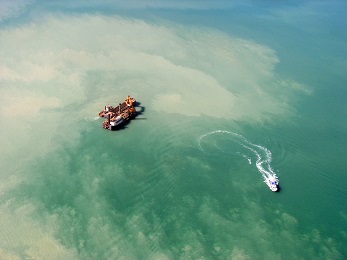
(198, 130, 279, 191)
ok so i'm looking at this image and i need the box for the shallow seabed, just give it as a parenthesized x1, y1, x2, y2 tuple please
(0, 1, 346, 259)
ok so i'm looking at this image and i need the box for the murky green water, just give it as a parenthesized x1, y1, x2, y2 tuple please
(0, 1, 346, 259)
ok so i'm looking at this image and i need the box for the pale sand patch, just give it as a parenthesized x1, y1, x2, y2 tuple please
(0, 92, 61, 117)
(0, 202, 78, 259)
(0, 14, 300, 123)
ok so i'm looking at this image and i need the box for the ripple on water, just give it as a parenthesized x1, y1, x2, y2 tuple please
(198, 130, 280, 192)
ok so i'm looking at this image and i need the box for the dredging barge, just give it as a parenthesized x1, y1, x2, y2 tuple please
(99, 95, 137, 130)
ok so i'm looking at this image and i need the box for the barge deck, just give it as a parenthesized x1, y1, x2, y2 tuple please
(99, 95, 137, 130)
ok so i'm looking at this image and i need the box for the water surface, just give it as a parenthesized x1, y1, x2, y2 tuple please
(0, 1, 346, 259)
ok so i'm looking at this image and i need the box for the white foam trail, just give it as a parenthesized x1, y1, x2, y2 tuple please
(198, 130, 279, 191)
(84, 116, 100, 121)
(240, 153, 252, 165)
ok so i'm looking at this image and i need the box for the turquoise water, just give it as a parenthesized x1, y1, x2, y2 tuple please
(0, 1, 346, 259)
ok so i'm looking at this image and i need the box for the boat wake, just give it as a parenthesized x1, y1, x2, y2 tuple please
(84, 116, 100, 121)
(198, 130, 279, 192)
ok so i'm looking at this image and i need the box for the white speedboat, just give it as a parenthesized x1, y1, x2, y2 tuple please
(265, 174, 279, 192)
